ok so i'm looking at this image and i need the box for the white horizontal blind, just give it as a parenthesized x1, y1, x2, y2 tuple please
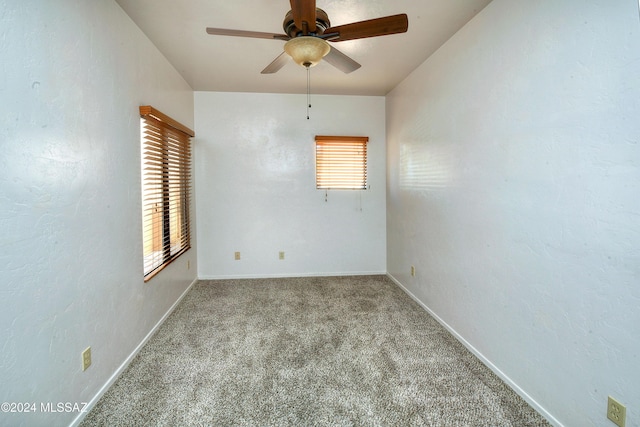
(140, 106, 193, 281)
(315, 135, 368, 190)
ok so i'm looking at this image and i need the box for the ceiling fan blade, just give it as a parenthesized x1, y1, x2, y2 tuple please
(324, 14, 408, 42)
(323, 47, 361, 74)
(206, 27, 289, 41)
(261, 52, 290, 74)
(290, 0, 316, 34)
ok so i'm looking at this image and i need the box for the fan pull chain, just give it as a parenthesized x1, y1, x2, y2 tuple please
(306, 65, 311, 120)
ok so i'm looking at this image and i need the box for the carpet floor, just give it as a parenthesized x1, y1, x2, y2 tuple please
(80, 275, 551, 426)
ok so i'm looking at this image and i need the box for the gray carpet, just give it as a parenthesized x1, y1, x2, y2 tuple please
(80, 275, 551, 426)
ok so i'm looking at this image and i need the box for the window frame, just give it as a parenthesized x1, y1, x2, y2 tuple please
(139, 106, 194, 282)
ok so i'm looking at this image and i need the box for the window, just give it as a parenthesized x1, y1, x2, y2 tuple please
(140, 106, 194, 281)
(315, 135, 368, 190)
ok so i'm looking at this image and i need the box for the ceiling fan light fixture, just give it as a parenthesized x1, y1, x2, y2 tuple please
(284, 36, 330, 68)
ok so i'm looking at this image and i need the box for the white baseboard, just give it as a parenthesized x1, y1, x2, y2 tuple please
(385, 273, 562, 427)
(69, 277, 198, 427)
(198, 271, 388, 280)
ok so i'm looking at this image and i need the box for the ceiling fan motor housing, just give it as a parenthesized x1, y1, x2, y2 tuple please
(283, 8, 330, 37)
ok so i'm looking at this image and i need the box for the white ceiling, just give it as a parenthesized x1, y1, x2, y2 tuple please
(115, 0, 492, 96)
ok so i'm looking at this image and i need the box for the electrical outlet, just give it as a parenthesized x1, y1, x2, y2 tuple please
(279, 251, 285, 260)
(607, 396, 626, 427)
(82, 347, 92, 371)
(411, 265, 416, 277)
(234, 251, 241, 260)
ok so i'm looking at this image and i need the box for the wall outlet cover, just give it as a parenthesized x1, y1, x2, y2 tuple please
(82, 347, 92, 371)
(607, 396, 626, 427)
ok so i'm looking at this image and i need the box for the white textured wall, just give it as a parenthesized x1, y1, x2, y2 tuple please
(195, 92, 386, 278)
(0, 1, 196, 426)
(386, 1, 640, 426)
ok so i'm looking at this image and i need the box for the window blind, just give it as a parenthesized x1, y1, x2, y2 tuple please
(315, 135, 368, 190)
(140, 106, 194, 281)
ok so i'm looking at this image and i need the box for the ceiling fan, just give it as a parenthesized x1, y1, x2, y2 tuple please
(206, 0, 409, 74)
